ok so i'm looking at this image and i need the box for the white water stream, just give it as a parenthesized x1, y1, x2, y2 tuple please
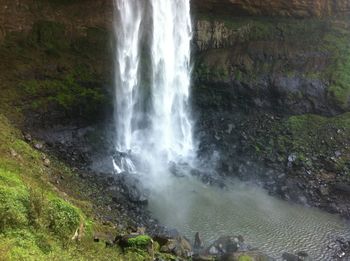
(113, 0, 194, 176)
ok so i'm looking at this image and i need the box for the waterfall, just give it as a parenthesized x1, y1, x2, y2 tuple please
(113, 0, 194, 176)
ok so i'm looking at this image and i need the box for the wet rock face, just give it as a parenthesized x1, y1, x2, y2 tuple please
(0, 0, 112, 40)
(193, 16, 350, 115)
(192, 0, 350, 17)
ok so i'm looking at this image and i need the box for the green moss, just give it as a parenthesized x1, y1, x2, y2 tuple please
(127, 235, 152, 249)
(29, 21, 68, 51)
(254, 112, 350, 173)
(318, 19, 350, 109)
(238, 255, 253, 261)
(21, 72, 105, 116)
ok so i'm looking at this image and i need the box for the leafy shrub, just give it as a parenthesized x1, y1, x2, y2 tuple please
(0, 169, 29, 231)
(47, 198, 81, 239)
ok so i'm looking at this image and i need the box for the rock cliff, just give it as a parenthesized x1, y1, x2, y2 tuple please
(0, 0, 112, 42)
(192, 0, 350, 17)
(193, 16, 350, 114)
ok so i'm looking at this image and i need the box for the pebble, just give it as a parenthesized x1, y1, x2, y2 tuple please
(10, 148, 17, 157)
(34, 143, 43, 150)
(43, 158, 50, 167)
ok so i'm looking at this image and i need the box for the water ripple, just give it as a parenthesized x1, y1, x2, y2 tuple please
(148, 177, 350, 260)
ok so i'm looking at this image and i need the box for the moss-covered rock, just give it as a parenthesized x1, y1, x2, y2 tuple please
(29, 21, 68, 51)
(127, 235, 153, 249)
(0, 18, 111, 124)
(251, 113, 350, 174)
(194, 16, 350, 114)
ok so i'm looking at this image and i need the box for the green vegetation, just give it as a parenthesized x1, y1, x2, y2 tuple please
(127, 235, 152, 249)
(0, 110, 164, 260)
(238, 255, 253, 261)
(21, 72, 105, 116)
(0, 20, 111, 122)
(0, 20, 178, 258)
(253, 113, 350, 173)
(323, 26, 350, 109)
(29, 21, 68, 51)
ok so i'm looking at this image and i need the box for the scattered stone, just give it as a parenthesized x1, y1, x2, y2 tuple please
(335, 151, 342, 157)
(116, 173, 149, 204)
(287, 154, 297, 168)
(24, 133, 32, 142)
(297, 251, 310, 260)
(319, 186, 329, 196)
(34, 143, 44, 150)
(43, 158, 50, 167)
(208, 246, 219, 255)
(226, 124, 234, 134)
(336, 250, 346, 259)
(10, 148, 17, 157)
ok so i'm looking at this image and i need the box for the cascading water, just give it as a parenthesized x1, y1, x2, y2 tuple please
(113, 0, 194, 177)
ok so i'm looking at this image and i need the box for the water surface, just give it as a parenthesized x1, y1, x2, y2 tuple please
(148, 176, 350, 260)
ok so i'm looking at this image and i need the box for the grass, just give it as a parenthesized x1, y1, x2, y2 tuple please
(0, 113, 164, 260)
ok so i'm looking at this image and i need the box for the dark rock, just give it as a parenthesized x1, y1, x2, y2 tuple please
(153, 229, 180, 246)
(296, 251, 310, 260)
(24, 133, 32, 142)
(194, 232, 204, 249)
(34, 143, 44, 150)
(333, 184, 350, 195)
(160, 236, 192, 258)
(282, 252, 300, 261)
(116, 173, 149, 204)
(205, 236, 241, 257)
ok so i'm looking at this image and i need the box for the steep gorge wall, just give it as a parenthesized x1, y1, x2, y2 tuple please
(0, 0, 112, 42)
(192, 0, 350, 17)
(1, 0, 350, 119)
(193, 15, 350, 114)
(0, 0, 114, 125)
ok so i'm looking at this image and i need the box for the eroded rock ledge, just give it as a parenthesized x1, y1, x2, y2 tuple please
(192, 0, 350, 17)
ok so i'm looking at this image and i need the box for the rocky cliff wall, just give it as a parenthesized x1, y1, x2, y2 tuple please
(193, 15, 350, 114)
(192, 0, 350, 17)
(0, 0, 112, 43)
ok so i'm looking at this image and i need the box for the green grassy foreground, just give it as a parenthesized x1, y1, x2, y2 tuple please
(0, 113, 167, 260)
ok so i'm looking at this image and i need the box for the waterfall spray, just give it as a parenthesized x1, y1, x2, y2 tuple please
(113, 0, 194, 178)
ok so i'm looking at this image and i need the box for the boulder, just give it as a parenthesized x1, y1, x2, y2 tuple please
(205, 236, 242, 257)
(159, 236, 192, 258)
